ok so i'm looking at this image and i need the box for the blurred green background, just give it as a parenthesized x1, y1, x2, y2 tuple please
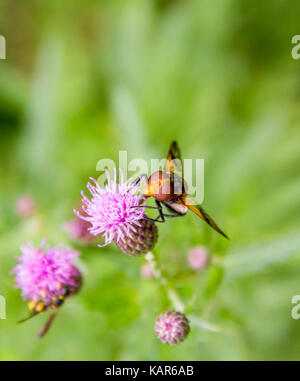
(1, 0, 300, 360)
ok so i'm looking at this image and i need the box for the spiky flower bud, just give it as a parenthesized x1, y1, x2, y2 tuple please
(155, 311, 190, 345)
(114, 218, 158, 256)
(15, 195, 36, 217)
(141, 263, 154, 279)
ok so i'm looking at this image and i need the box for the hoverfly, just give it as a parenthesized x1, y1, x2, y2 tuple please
(18, 279, 81, 338)
(134, 141, 228, 239)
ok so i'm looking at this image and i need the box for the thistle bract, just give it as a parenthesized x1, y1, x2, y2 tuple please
(115, 218, 158, 256)
(155, 311, 190, 345)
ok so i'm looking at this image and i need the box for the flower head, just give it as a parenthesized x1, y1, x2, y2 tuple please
(155, 311, 190, 345)
(188, 246, 210, 270)
(74, 168, 147, 248)
(15, 195, 36, 217)
(11, 242, 81, 305)
(63, 218, 94, 245)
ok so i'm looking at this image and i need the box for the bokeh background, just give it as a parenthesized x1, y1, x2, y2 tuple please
(1, 0, 300, 360)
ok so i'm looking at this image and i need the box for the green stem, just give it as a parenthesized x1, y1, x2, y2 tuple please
(145, 251, 185, 312)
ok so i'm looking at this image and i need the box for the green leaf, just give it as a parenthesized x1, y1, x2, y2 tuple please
(189, 315, 222, 333)
(224, 232, 300, 280)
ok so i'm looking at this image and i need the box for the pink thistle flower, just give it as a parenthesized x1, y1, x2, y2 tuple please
(63, 218, 94, 245)
(11, 242, 81, 305)
(15, 195, 36, 217)
(74, 168, 147, 248)
(155, 311, 190, 345)
(187, 246, 210, 271)
(141, 263, 154, 279)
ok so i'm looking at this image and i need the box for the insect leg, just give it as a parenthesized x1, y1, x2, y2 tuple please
(133, 201, 182, 222)
(153, 200, 166, 223)
(143, 216, 165, 223)
(161, 212, 184, 218)
(131, 202, 166, 223)
(131, 205, 159, 210)
(143, 200, 166, 223)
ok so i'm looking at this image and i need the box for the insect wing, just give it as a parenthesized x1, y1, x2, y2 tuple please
(165, 141, 185, 194)
(185, 196, 229, 239)
(165, 141, 183, 176)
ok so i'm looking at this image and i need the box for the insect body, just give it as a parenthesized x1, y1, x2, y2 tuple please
(140, 141, 228, 239)
(18, 278, 81, 338)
